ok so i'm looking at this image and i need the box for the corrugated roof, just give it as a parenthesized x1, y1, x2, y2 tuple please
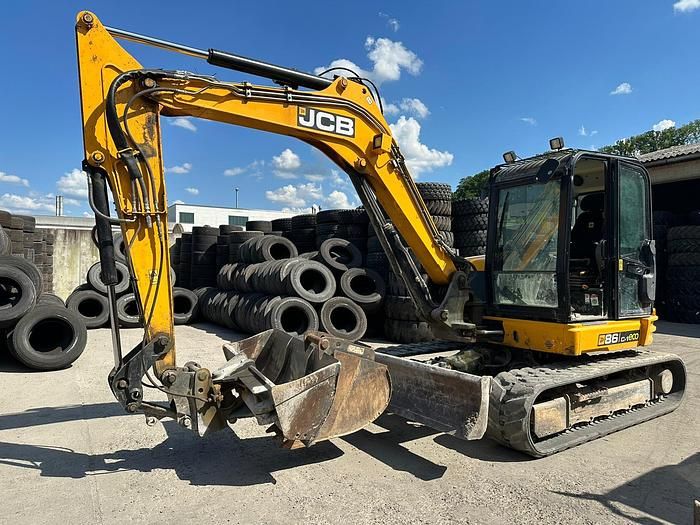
(638, 143, 700, 163)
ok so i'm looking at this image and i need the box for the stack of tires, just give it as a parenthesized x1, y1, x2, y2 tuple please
(652, 210, 680, 318)
(190, 226, 218, 288)
(453, 197, 489, 257)
(216, 225, 243, 271)
(284, 214, 317, 253)
(336, 209, 370, 252)
(417, 182, 453, 249)
(665, 224, 700, 323)
(228, 230, 263, 262)
(315, 210, 342, 248)
(246, 220, 272, 235)
(271, 217, 293, 238)
(0, 253, 87, 371)
(179, 233, 193, 289)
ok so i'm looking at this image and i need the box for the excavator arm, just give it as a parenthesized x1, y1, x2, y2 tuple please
(75, 12, 486, 444)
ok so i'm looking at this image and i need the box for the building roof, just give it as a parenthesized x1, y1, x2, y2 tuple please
(638, 143, 700, 164)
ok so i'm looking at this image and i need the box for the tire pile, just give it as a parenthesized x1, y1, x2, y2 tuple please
(191, 235, 384, 341)
(0, 210, 55, 293)
(453, 197, 489, 257)
(69, 231, 198, 330)
(664, 213, 700, 324)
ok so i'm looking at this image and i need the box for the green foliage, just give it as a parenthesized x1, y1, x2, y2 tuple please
(453, 169, 489, 199)
(600, 119, 700, 156)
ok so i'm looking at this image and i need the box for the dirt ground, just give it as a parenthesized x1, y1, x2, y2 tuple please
(0, 321, 697, 524)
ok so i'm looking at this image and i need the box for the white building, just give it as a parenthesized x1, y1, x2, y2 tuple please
(166, 203, 295, 232)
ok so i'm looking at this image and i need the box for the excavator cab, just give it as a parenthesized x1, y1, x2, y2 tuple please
(486, 149, 656, 328)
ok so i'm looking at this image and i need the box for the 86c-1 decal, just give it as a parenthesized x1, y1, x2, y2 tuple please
(597, 330, 640, 346)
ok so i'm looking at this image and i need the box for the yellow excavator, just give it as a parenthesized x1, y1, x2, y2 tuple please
(76, 12, 686, 457)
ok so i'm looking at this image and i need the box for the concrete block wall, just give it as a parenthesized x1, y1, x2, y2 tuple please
(51, 228, 99, 299)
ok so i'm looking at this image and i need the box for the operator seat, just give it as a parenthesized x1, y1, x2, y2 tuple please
(571, 192, 604, 263)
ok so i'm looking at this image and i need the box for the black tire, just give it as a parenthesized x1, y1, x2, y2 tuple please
(316, 238, 363, 272)
(383, 318, 433, 343)
(453, 198, 489, 216)
(453, 213, 488, 232)
(668, 226, 700, 241)
(228, 231, 264, 243)
(416, 182, 452, 201)
(192, 226, 218, 236)
(239, 235, 297, 263)
(112, 232, 127, 264)
(365, 252, 389, 274)
(0, 265, 37, 328)
(686, 210, 700, 226)
(668, 253, 700, 267)
(37, 293, 65, 307)
(316, 223, 340, 236)
(287, 260, 336, 303)
(191, 250, 217, 265)
(246, 220, 272, 233)
(116, 293, 141, 328)
(337, 209, 369, 225)
(320, 297, 367, 341)
(0, 255, 43, 294)
(271, 217, 293, 231)
(0, 210, 11, 228)
(425, 200, 451, 216)
(316, 209, 342, 224)
(336, 224, 367, 238)
(219, 225, 243, 234)
(460, 245, 487, 256)
(455, 230, 487, 247)
(269, 297, 319, 336)
(66, 289, 109, 328)
(291, 214, 317, 230)
(668, 239, 700, 254)
(384, 295, 420, 321)
(16, 215, 36, 232)
(172, 287, 198, 325)
(7, 305, 87, 370)
(439, 231, 454, 247)
(366, 236, 385, 253)
(339, 268, 385, 309)
(432, 215, 451, 231)
(87, 260, 130, 294)
(0, 227, 11, 255)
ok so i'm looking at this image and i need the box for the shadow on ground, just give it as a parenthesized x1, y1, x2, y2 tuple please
(553, 452, 700, 525)
(655, 321, 700, 338)
(0, 401, 342, 486)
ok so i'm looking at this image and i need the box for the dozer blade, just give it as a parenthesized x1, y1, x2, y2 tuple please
(213, 330, 390, 446)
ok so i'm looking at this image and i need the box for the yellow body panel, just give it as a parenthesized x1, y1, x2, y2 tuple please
(484, 314, 657, 356)
(466, 255, 485, 271)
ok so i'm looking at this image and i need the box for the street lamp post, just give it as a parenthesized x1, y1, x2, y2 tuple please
(235, 187, 239, 208)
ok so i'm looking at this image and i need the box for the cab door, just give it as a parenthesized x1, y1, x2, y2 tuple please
(613, 160, 655, 318)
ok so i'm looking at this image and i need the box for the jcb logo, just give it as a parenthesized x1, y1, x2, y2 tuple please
(297, 107, 355, 137)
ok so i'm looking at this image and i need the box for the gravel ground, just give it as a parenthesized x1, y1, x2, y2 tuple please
(0, 321, 697, 524)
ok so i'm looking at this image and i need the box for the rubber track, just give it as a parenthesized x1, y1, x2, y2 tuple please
(487, 350, 686, 457)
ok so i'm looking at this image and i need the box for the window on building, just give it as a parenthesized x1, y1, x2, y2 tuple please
(179, 212, 195, 224)
(228, 215, 248, 226)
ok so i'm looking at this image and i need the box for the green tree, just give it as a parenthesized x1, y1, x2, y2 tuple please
(600, 119, 700, 156)
(453, 169, 489, 199)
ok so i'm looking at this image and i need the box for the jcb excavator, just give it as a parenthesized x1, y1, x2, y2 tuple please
(76, 12, 686, 457)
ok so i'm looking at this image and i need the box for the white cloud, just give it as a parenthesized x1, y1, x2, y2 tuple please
(674, 0, 700, 11)
(591, 130, 598, 136)
(185, 187, 199, 195)
(0, 172, 29, 187)
(652, 119, 676, 132)
(610, 82, 632, 95)
(520, 117, 537, 126)
(0, 193, 55, 214)
(330, 170, 350, 188)
(165, 162, 192, 174)
(386, 98, 430, 119)
(315, 36, 422, 85)
(169, 117, 197, 132)
(390, 116, 453, 177)
(273, 170, 299, 180)
(305, 174, 326, 182)
(272, 148, 301, 170)
(266, 183, 324, 208)
(387, 18, 400, 32)
(223, 167, 245, 176)
(325, 190, 355, 209)
(579, 125, 587, 137)
(56, 168, 88, 199)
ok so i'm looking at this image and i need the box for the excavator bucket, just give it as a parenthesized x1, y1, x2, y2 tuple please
(213, 330, 391, 446)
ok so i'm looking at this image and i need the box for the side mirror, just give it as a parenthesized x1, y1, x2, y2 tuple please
(535, 158, 560, 184)
(639, 239, 656, 305)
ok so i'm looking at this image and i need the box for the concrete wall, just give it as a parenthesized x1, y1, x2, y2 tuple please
(52, 228, 99, 299)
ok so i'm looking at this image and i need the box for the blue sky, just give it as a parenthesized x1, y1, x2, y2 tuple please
(0, 1, 698, 216)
